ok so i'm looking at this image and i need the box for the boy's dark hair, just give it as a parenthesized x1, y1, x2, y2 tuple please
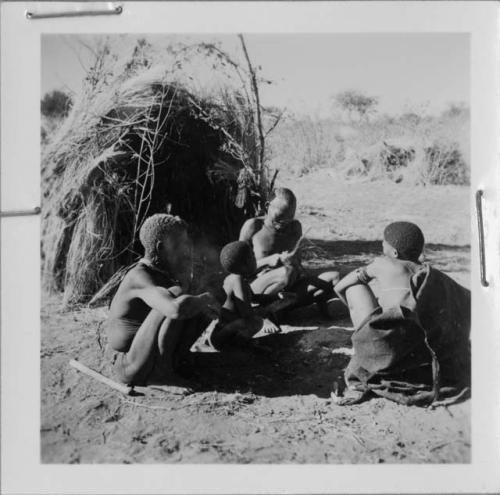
(220, 241, 254, 275)
(139, 214, 187, 265)
(384, 221, 424, 262)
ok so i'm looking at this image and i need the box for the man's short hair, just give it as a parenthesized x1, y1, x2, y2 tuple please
(220, 240, 253, 275)
(139, 214, 187, 264)
(384, 221, 424, 262)
(271, 187, 297, 209)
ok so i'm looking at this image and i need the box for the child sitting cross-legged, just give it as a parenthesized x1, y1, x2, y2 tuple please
(210, 240, 296, 351)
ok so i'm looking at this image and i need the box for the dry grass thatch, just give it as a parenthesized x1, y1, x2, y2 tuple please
(42, 40, 273, 306)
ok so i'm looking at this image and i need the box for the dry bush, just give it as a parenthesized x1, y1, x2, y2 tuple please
(267, 116, 343, 177)
(268, 101, 469, 186)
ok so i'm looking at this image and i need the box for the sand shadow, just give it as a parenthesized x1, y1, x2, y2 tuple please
(191, 322, 353, 399)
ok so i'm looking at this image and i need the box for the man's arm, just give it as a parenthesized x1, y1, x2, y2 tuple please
(239, 218, 261, 242)
(132, 270, 220, 320)
(256, 253, 282, 269)
(240, 218, 281, 268)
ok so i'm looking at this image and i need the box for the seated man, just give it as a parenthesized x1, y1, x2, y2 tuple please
(210, 241, 293, 350)
(239, 187, 340, 316)
(105, 214, 221, 387)
(334, 221, 471, 406)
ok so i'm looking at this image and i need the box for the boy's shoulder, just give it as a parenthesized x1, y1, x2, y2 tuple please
(369, 255, 400, 272)
(371, 256, 419, 273)
(125, 262, 174, 289)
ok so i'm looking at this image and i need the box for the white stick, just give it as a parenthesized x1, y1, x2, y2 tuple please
(69, 359, 133, 396)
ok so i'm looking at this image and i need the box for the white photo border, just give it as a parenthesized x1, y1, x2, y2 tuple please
(1, 1, 499, 493)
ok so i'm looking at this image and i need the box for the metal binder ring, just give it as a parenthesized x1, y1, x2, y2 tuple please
(475, 189, 489, 287)
(0, 207, 41, 218)
(25, 4, 123, 20)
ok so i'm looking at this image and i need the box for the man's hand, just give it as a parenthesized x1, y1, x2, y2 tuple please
(279, 251, 296, 265)
(280, 251, 298, 265)
(267, 253, 282, 268)
(199, 292, 222, 319)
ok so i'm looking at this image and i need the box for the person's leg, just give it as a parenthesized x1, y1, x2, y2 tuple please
(112, 310, 165, 385)
(345, 284, 378, 328)
(210, 318, 254, 350)
(262, 270, 340, 316)
(251, 266, 293, 295)
(171, 315, 207, 370)
(156, 317, 185, 376)
(307, 270, 340, 301)
(305, 270, 351, 318)
(146, 316, 205, 386)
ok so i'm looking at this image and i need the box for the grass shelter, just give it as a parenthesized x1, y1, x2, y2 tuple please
(42, 40, 272, 306)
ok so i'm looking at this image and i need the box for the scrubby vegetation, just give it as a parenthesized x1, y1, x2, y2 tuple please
(41, 90, 73, 144)
(267, 97, 469, 186)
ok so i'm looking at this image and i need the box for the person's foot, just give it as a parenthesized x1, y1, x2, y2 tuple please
(148, 383, 195, 395)
(331, 386, 371, 405)
(147, 365, 199, 394)
(147, 373, 197, 395)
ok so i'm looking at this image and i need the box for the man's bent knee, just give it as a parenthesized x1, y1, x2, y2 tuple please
(107, 327, 134, 353)
(319, 270, 340, 286)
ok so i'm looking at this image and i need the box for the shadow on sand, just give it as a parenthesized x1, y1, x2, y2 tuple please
(187, 239, 470, 399)
(190, 317, 354, 399)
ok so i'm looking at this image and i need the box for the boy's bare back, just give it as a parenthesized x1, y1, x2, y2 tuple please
(365, 256, 420, 309)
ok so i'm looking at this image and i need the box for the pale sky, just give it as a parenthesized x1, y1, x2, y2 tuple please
(42, 33, 469, 117)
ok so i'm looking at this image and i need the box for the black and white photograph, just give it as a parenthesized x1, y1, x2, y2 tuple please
(39, 31, 472, 464)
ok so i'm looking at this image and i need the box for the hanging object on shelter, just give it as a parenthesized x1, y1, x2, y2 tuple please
(235, 168, 253, 208)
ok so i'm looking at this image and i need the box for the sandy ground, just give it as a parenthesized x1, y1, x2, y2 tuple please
(41, 177, 470, 464)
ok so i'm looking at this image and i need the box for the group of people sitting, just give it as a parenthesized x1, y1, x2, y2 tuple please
(105, 188, 471, 405)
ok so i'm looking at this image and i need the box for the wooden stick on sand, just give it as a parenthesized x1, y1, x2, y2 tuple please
(69, 359, 133, 396)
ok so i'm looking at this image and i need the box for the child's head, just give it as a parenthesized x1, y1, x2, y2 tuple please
(220, 241, 256, 277)
(139, 214, 190, 272)
(383, 221, 424, 262)
(267, 188, 297, 230)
